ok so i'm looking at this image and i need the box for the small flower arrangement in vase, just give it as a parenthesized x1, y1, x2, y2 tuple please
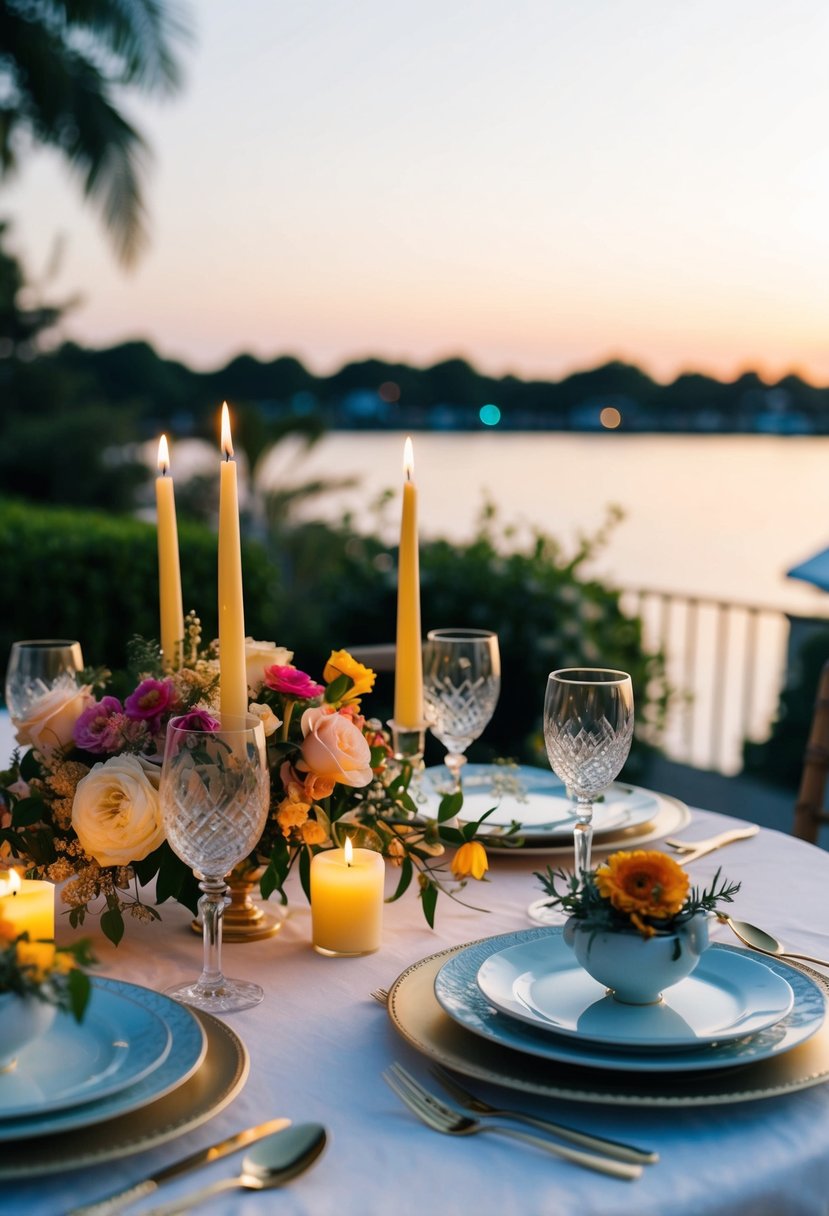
(0, 912, 94, 1067)
(535, 850, 741, 1004)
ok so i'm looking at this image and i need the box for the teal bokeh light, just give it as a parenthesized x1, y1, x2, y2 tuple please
(479, 403, 501, 426)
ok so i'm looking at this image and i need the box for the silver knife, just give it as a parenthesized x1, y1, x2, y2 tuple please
(67, 1117, 291, 1216)
(674, 824, 759, 867)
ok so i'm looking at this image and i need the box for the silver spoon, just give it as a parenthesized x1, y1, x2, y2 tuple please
(142, 1123, 327, 1216)
(720, 916, 829, 968)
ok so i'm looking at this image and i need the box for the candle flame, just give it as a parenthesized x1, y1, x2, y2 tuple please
(157, 434, 170, 475)
(344, 836, 353, 866)
(0, 869, 21, 897)
(403, 435, 414, 481)
(221, 402, 234, 459)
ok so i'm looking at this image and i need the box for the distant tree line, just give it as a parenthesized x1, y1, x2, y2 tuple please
(5, 219, 829, 513)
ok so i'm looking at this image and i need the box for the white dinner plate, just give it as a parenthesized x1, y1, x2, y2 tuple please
(477, 932, 794, 1050)
(0, 977, 206, 1140)
(433, 928, 825, 1073)
(0, 982, 173, 1120)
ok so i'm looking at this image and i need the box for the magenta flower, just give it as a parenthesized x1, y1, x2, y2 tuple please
(125, 678, 175, 723)
(263, 665, 324, 700)
(74, 696, 127, 754)
(171, 709, 221, 733)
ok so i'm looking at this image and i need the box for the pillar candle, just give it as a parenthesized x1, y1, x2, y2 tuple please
(0, 871, 55, 971)
(156, 435, 184, 669)
(393, 436, 423, 728)
(311, 839, 384, 956)
(218, 403, 249, 726)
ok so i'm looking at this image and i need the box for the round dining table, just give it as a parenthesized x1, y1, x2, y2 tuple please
(1, 803, 828, 1216)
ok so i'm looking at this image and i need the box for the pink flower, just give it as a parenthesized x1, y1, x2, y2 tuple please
(74, 696, 126, 754)
(125, 678, 176, 723)
(171, 709, 221, 733)
(263, 665, 324, 700)
(298, 705, 373, 788)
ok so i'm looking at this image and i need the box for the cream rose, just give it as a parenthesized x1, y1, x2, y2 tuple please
(72, 755, 165, 866)
(15, 682, 92, 756)
(245, 639, 294, 694)
(299, 707, 373, 788)
(248, 701, 281, 737)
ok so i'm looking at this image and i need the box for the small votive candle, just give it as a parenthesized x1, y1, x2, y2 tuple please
(0, 870, 55, 970)
(311, 839, 385, 957)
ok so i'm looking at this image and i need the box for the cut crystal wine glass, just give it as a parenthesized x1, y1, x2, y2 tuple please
(543, 668, 634, 876)
(160, 714, 271, 1012)
(5, 639, 84, 726)
(423, 628, 501, 788)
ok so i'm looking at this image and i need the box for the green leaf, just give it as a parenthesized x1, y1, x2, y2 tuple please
(387, 856, 413, 903)
(154, 846, 189, 905)
(420, 880, 438, 928)
(100, 904, 125, 947)
(9, 797, 46, 827)
(132, 844, 164, 886)
(437, 824, 464, 845)
(438, 791, 463, 823)
(299, 846, 312, 903)
(324, 674, 351, 703)
(19, 750, 42, 782)
(67, 969, 92, 1022)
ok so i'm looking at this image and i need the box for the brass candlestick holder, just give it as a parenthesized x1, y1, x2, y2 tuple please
(191, 861, 285, 942)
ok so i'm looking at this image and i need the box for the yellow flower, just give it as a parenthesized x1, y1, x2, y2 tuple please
(451, 841, 489, 881)
(323, 650, 376, 706)
(299, 820, 327, 846)
(596, 850, 689, 930)
(276, 799, 310, 836)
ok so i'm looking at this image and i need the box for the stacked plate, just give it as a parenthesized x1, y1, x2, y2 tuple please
(387, 927, 829, 1107)
(415, 764, 691, 854)
(0, 977, 249, 1180)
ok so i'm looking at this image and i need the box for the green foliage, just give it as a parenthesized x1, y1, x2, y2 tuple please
(277, 506, 669, 774)
(0, 497, 281, 672)
(535, 864, 741, 936)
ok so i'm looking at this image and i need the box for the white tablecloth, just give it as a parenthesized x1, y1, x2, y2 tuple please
(3, 807, 828, 1216)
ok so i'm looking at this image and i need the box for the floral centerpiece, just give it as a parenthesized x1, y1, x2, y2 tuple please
(1, 620, 492, 945)
(536, 850, 741, 1004)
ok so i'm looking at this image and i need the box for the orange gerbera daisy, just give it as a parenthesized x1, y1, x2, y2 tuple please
(595, 850, 689, 936)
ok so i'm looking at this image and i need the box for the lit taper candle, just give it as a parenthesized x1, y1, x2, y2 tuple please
(218, 403, 248, 725)
(393, 436, 423, 729)
(156, 435, 184, 669)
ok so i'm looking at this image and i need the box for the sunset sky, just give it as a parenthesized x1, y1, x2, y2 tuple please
(8, 0, 829, 384)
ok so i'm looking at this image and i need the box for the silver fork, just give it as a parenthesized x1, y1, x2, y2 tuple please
(371, 988, 389, 1005)
(382, 1064, 642, 1181)
(429, 1063, 657, 1164)
(663, 825, 758, 865)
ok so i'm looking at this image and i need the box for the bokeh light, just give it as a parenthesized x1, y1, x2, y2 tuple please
(479, 403, 501, 426)
(600, 407, 622, 429)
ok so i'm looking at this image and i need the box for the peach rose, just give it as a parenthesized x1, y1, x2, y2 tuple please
(15, 683, 93, 756)
(299, 706, 373, 788)
(72, 755, 164, 866)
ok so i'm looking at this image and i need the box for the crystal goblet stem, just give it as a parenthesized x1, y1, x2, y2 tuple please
(423, 628, 501, 791)
(543, 668, 634, 876)
(160, 714, 270, 1013)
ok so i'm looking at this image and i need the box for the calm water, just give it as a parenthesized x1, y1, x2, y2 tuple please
(172, 431, 829, 772)
(260, 431, 829, 616)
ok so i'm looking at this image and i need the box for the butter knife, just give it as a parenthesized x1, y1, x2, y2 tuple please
(67, 1117, 291, 1216)
(672, 824, 759, 867)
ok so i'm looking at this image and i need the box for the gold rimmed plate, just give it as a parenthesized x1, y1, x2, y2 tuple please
(0, 1010, 248, 1178)
(386, 933, 829, 1106)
